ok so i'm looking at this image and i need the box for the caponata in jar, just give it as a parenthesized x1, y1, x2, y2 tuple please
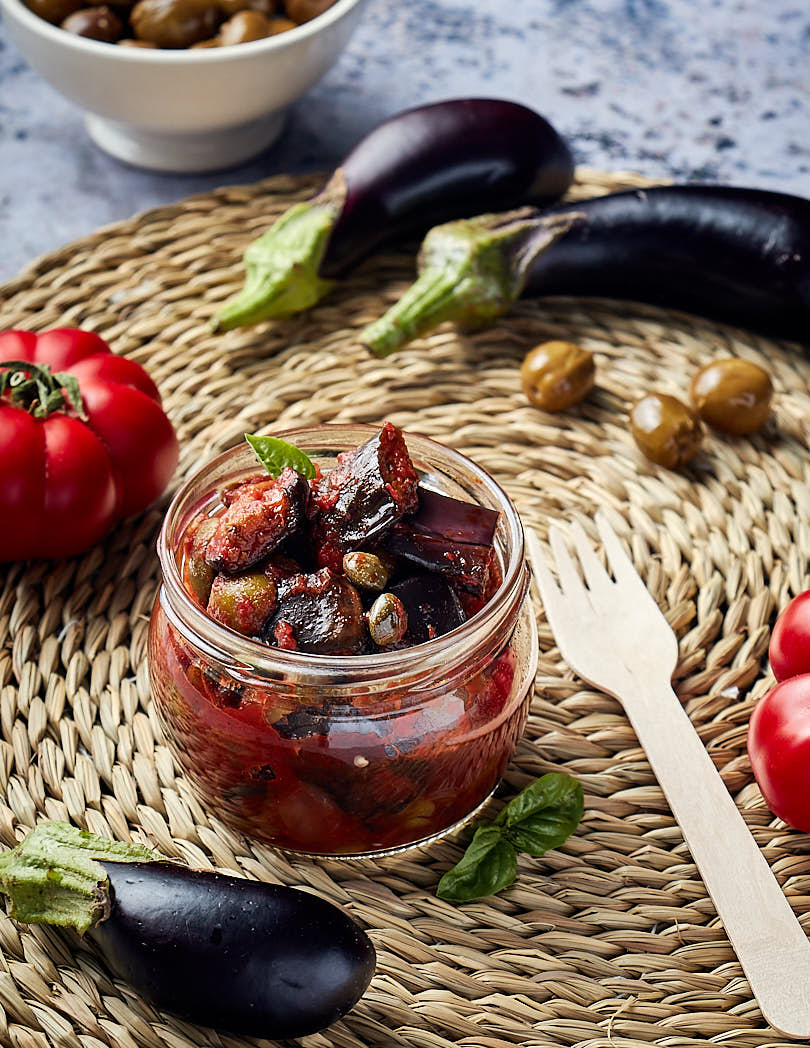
(149, 423, 538, 855)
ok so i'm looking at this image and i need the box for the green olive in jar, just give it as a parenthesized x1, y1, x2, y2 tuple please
(131, 0, 221, 47)
(521, 340, 595, 412)
(25, 0, 83, 25)
(630, 393, 703, 469)
(284, 0, 335, 22)
(61, 5, 124, 40)
(689, 357, 773, 435)
(218, 8, 271, 41)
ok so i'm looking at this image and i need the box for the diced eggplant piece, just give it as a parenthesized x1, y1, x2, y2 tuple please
(206, 468, 308, 574)
(266, 568, 366, 655)
(310, 423, 418, 571)
(384, 523, 492, 596)
(390, 573, 466, 645)
(409, 488, 499, 546)
(207, 571, 278, 637)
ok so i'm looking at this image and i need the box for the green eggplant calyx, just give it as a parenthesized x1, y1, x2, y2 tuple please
(213, 195, 342, 332)
(0, 822, 156, 933)
(361, 208, 580, 357)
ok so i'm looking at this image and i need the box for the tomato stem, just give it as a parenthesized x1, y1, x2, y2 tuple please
(0, 360, 86, 419)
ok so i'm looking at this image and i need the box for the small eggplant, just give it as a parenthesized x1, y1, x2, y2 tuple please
(0, 823, 375, 1039)
(361, 185, 810, 354)
(213, 98, 573, 330)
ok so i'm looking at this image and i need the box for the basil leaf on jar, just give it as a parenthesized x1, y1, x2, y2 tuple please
(494, 772, 584, 857)
(245, 433, 316, 479)
(436, 825, 517, 903)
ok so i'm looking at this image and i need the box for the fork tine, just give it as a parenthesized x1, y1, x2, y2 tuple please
(548, 525, 587, 601)
(570, 521, 612, 595)
(594, 512, 640, 585)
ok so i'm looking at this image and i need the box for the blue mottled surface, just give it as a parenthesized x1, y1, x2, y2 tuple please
(0, 0, 808, 282)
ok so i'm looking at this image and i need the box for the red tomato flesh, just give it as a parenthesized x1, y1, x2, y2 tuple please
(748, 674, 810, 832)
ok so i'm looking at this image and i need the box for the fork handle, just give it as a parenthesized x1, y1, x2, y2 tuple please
(625, 681, 810, 1038)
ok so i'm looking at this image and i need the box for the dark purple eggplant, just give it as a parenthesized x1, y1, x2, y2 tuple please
(410, 488, 499, 546)
(390, 573, 466, 645)
(213, 98, 573, 331)
(0, 823, 375, 1039)
(361, 185, 810, 354)
(384, 523, 493, 596)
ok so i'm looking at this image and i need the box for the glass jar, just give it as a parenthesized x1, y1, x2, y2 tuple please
(148, 425, 538, 856)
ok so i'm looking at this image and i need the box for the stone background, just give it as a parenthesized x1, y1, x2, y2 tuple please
(0, 0, 808, 282)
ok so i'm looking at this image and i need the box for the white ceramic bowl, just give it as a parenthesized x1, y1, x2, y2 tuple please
(0, 0, 367, 171)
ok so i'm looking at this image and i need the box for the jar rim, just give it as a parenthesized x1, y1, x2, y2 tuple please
(157, 424, 527, 687)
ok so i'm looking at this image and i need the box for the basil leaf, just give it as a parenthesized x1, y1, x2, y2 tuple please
(495, 772, 583, 858)
(436, 825, 517, 903)
(245, 433, 316, 479)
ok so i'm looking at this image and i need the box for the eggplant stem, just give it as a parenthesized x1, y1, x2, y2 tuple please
(213, 195, 342, 332)
(361, 209, 581, 357)
(0, 822, 156, 933)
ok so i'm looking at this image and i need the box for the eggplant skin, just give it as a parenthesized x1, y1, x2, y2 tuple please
(321, 98, 573, 276)
(94, 861, 376, 1038)
(529, 186, 810, 343)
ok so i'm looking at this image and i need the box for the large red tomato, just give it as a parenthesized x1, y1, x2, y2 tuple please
(748, 674, 810, 832)
(769, 590, 810, 682)
(0, 328, 179, 561)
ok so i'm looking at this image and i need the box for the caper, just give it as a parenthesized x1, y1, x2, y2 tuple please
(343, 551, 390, 591)
(629, 393, 703, 469)
(690, 357, 773, 435)
(367, 593, 408, 647)
(520, 340, 595, 412)
(207, 572, 278, 636)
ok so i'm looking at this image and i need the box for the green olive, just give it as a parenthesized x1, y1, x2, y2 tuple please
(630, 393, 703, 469)
(207, 572, 278, 636)
(690, 357, 773, 435)
(25, 0, 83, 25)
(61, 5, 124, 39)
(284, 0, 334, 22)
(521, 340, 595, 412)
(342, 551, 390, 591)
(218, 0, 274, 15)
(131, 0, 221, 47)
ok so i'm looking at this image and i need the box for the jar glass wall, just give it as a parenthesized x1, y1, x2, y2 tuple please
(148, 426, 538, 856)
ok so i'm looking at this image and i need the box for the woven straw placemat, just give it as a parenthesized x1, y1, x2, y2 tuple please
(1, 167, 810, 1048)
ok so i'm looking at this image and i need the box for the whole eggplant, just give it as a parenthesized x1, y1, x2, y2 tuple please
(0, 822, 375, 1039)
(318, 97, 574, 276)
(361, 185, 810, 354)
(213, 98, 573, 330)
(528, 186, 810, 343)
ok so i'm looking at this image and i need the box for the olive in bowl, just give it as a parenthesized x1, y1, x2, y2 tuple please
(0, 0, 367, 171)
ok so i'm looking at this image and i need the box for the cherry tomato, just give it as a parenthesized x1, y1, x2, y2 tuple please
(769, 590, 810, 682)
(748, 674, 810, 831)
(0, 328, 179, 561)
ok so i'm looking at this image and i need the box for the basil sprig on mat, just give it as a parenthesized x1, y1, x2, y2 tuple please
(437, 772, 583, 903)
(246, 433, 316, 479)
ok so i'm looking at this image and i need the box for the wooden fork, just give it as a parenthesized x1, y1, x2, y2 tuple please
(527, 514, 810, 1039)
